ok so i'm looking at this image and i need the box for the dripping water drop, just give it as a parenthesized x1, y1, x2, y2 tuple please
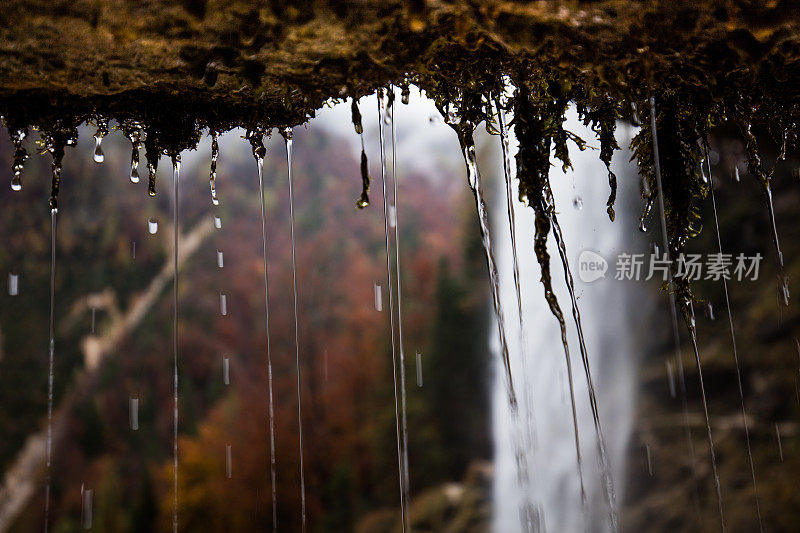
(214, 215, 222, 229)
(129, 397, 139, 430)
(8, 272, 18, 296)
(223, 357, 230, 385)
(416, 351, 423, 388)
(220, 292, 227, 316)
(148, 217, 158, 234)
(374, 282, 382, 311)
(572, 195, 583, 210)
(217, 250, 224, 268)
(93, 135, 104, 163)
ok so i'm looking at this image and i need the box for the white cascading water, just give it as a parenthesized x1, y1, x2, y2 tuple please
(492, 110, 645, 532)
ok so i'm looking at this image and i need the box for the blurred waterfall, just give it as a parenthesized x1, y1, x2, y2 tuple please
(492, 110, 644, 532)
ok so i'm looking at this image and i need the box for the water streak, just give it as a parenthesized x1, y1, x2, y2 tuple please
(282, 128, 307, 531)
(376, 92, 408, 531)
(650, 96, 721, 529)
(171, 155, 180, 533)
(43, 207, 57, 533)
(390, 91, 412, 509)
(707, 148, 762, 530)
(254, 145, 278, 531)
(648, 96, 701, 518)
(548, 201, 618, 529)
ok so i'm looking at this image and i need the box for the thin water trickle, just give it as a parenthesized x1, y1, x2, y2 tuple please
(91, 307, 96, 334)
(775, 424, 784, 462)
(649, 96, 702, 519)
(43, 207, 57, 533)
(132, 241, 136, 260)
(253, 144, 278, 531)
(388, 89, 412, 510)
(645, 445, 653, 476)
(376, 91, 408, 531)
(282, 127, 307, 532)
(764, 186, 784, 268)
(496, 97, 541, 526)
(171, 155, 180, 533)
(707, 148, 762, 530)
(548, 192, 618, 530)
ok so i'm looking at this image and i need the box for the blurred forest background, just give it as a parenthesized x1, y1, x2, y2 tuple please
(0, 117, 494, 532)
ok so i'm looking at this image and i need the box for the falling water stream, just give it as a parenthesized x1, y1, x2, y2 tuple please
(376, 91, 409, 531)
(706, 149, 763, 530)
(650, 97, 724, 530)
(282, 127, 307, 532)
(254, 136, 278, 531)
(493, 109, 639, 532)
(43, 207, 57, 533)
(387, 89, 412, 519)
(171, 155, 180, 533)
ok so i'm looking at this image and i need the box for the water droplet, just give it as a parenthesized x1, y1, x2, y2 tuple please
(226, 444, 233, 479)
(572, 195, 583, 210)
(220, 292, 227, 316)
(8, 272, 19, 296)
(428, 114, 441, 125)
(638, 218, 648, 232)
(129, 397, 139, 430)
(147, 217, 158, 234)
(91, 307, 96, 333)
(81, 485, 93, 529)
(650, 242, 660, 256)
(131, 241, 136, 260)
(733, 163, 741, 182)
(705, 302, 715, 321)
(223, 357, 230, 385)
(389, 205, 397, 228)
(217, 250, 224, 268)
(93, 135, 104, 163)
(214, 215, 222, 229)
(416, 351, 423, 387)
(374, 282, 382, 311)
